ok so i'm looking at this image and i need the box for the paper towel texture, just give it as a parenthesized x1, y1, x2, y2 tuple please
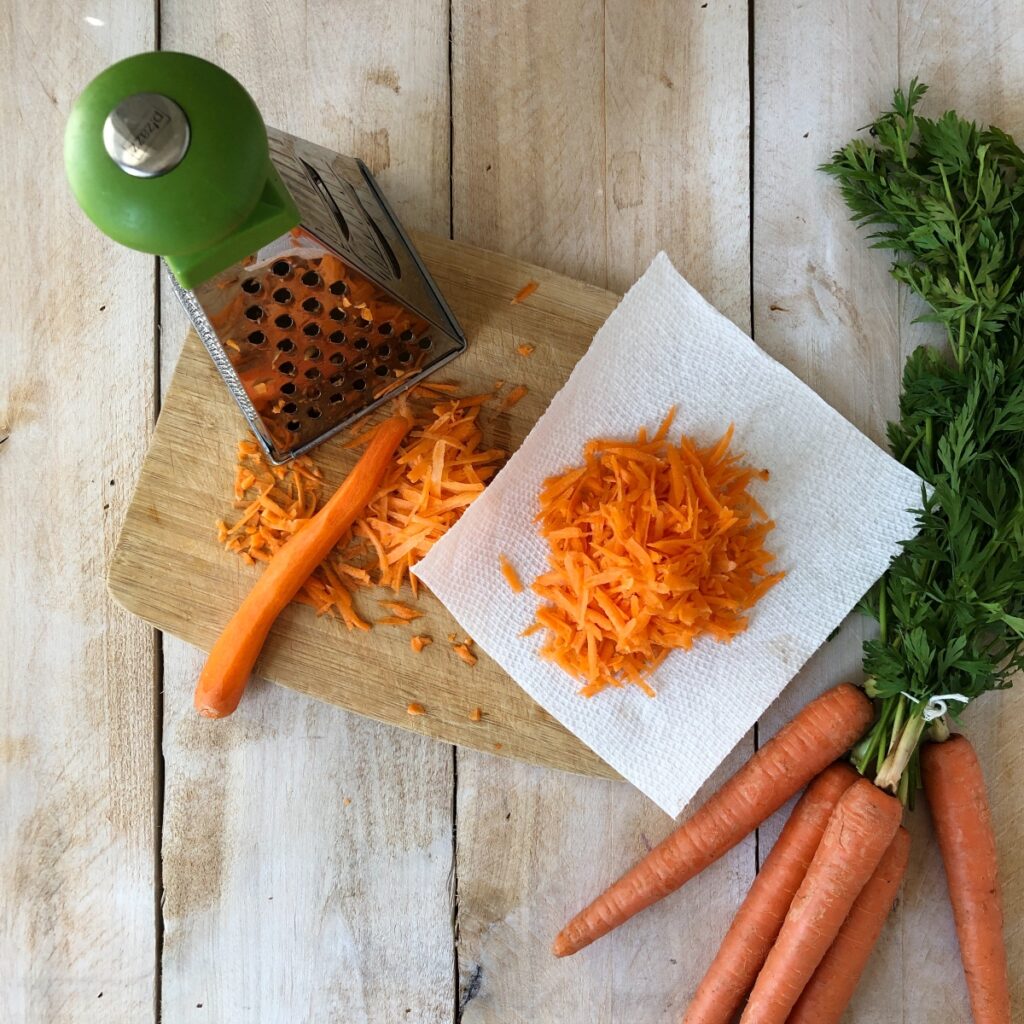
(414, 254, 922, 816)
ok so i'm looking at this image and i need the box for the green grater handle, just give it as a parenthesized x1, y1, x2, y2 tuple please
(64, 52, 300, 290)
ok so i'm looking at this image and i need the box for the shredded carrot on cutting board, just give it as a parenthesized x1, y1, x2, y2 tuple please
(502, 385, 528, 410)
(516, 343, 535, 357)
(469, 707, 483, 722)
(511, 280, 539, 304)
(217, 390, 506, 628)
(531, 408, 783, 697)
(407, 702, 426, 716)
(499, 554, 524, 593)
(410, 635, 432, 653)
(453, 642, 478, 666)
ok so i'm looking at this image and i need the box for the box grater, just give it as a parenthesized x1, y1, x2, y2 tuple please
(65, 52, 465, 463)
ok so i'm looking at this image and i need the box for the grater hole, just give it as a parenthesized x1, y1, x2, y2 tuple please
(329, 307, 347, 322)
(354, 337, 369, 351)
(305, 346, 322, 361)
(301, 297, 322, 314)
(329, 280, 347, 296)
(242, 278, 261, 294)
(275, 314, 294, 330)
(276, 339, 294, 352)
(286, 420, 301, 431)
(282, 402, 298, 414)
(418, 337, 433, 350)
(374, 364, 389, 377)
(378, 322, 393, 336)
(272, 287, 292, 304)
(329, 371, 345, 385)
(352, 360, 369, 373)
(304, 367, 321, 380)
(352, 378, 366, 391)
(279, 361, 295, 376)
(329, 330, 345, 345)
(376, 344, 391, 358)
(306, 386, 322, 400)
(329, 392, 344, 405)
(355, 316, 372, 330)
(244, 305, 263, 322)
(300, 270, 321, 287)
(247, 330, 266, 345)
(398, 350, 412, 364)
(329, 352, 346, 365)
(280, 381, 296, 395)
(307, 407, 322, 419)
(271, 259, 291, 277)
(302, 323, 321, 337)
(399, 329, 414, 342)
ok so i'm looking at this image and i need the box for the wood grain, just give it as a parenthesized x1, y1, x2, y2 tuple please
(112, 238, 619, 776)
(449, 1, 755, 1019)
(156, 3, 458, 1020)
(754, 3, 1023, 1021)
(0, 5, 158, 1022)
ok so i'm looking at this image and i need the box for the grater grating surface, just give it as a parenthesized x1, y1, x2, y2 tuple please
(173, 127, 466, 463)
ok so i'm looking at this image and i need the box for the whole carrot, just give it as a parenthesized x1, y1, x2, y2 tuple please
(787, 826, 911, 1024)
(682, 763, 859, 1024)
(553, 683, 872, 957)
(195, 415, 412, 718)
(922, 735, 1011, 1024)
(739, 778, 902, 1024)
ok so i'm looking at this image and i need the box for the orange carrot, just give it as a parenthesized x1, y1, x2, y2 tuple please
(788, 826, 911, 1024)
(682, 763, 859, 1024)
(739, 778, 902, 1024)
(922, 735, 1011, 1024)
(553, 684, 873, 956)
(511, 280, 539, 303)
(453, 642, 477, 666)
(407, 702, 426, 716)
(468, 707, 482, 722)
(502, 385, 528, 410)
(194, 415, 411, 718)
(516, 343, 535, 356)
(499, 553, 524, 593)
(379, 600, 423, 621)
(410, 634, 432, 653)
(532, 410, 782, 697)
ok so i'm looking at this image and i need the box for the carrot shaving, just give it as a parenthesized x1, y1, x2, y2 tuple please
(410, 635, 432, 653)
(516, 343, 535, 357)
(453, 643, 478, 666)
(468, 707, 482, 722)
(502, 385, 529, 410)
(407, 702, 426, 716)
(531, 409, 783, 697)
(499, 554, 524, 593)
(511, 280, 539, 304)
(379, 600, 423, 621)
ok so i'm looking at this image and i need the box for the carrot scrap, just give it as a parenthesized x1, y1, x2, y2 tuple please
(410, 635, 433, 653)
(379, 600, 424, 621)
(407, 702, 426, 716)
(499, 554, 524, 593)
(502, 385, 529, 410)
(447, 632, 458, 643)
(511, 280, 540, 304)
(469, 707, 483, 722)
(516, 343, 535, 357)
(342, 797, 352, 806)
(453, 642, 478, 666)
(531, 408, 783, 697)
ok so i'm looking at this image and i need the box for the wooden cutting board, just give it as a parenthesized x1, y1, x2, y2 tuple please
(109, 234, 621, 777)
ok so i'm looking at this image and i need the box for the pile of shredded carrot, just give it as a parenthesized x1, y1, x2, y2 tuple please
(217, 386, 506, 630)
(529, 408, 783, 697)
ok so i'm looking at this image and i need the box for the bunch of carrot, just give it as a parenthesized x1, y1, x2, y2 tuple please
(553, 683, 1010, 1023)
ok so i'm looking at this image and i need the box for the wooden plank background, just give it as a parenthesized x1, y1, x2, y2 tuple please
(1, 1, 1021, 1022)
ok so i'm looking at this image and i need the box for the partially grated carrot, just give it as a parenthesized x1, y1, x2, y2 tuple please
(502, 385, 529, 410)
(469, 707, 482, 721)
(531, 408, 783, 697)
(499, 553, 524, 593)
(453, 642, 478, 666)
(516, 343, 535, 357)
(410, 635, 433, 653)
(407, 702, 426, 716)
(511, 280, 540, 304)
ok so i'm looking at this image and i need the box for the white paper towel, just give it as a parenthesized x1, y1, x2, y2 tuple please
(414, 253, 922, 817)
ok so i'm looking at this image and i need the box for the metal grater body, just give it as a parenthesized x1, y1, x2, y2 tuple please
(168, 127, 466, 463)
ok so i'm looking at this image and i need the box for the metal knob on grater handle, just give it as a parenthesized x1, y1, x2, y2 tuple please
(65, 52, 466, 463)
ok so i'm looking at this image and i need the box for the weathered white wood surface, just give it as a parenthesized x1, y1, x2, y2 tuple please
(156, 2, 456, 1021)
(450, 2, 755, 1020)
(2, 0, 1022, 1021)
(0, 4, 158, 1023)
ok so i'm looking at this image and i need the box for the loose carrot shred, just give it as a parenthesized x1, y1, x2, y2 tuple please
(453, 642, 477, 666)
(407, 702, 426, 716)
(499, 553, 524, 593)
(379, 600, 423, 621)
(469, 707, 483, 722)
(502, 385, 529, 410)
(410, 635, 432, 653)
(511, 280, 539, 304)
(520, 622, 542, 638)
(516, 343, 535, 357)
(530, 409, 783, 697)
